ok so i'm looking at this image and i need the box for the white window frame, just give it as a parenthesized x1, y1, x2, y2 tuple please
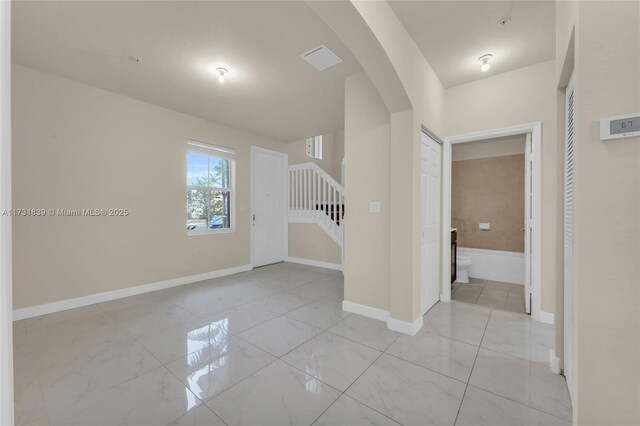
(306, 135, 323, 160)
(186, 140, 236, 236)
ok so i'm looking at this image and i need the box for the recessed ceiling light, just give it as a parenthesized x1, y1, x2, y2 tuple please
(478, 54, 493, 72)
(216, 67, 228, 84)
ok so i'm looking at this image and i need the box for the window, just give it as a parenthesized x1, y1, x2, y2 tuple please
(306, 135, 323, 160)
(186, 140, 235, 234)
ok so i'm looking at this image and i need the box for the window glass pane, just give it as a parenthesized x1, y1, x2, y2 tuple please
(187, 152, 209, 186)
(208, 190, 231, 229)
(209, 156, 230, 188)
(187, 188, 209, 231)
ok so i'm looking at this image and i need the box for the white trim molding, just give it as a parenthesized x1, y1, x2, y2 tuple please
(13, 264, 252, 321)
(549, 348, 561, 375)
(457, 247, 525, 285)
(286, 256, 342, 271)
(539, 311, 555, 325)
(341, 300, 424, 336)
(342, 300, 389, 322)
(443, 122, 543, 323)
(387, 315, 424, 336)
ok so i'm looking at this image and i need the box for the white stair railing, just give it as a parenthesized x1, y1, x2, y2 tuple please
(288, 162, 344, 246)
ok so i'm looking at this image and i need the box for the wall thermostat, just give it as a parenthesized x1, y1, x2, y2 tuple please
(600, 113, 640, 140)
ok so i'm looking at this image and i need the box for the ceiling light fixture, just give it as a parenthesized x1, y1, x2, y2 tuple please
(216, 67, 228, 84)
(478, 54, 493, 72)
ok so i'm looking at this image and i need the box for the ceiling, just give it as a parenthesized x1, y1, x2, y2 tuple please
(389, 1, 555, 88)
(12, 1, 362, 142)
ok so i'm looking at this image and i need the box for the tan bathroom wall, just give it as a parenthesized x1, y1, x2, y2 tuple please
(452, 154, 525, 253)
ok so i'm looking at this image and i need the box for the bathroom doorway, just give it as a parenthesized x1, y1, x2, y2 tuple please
(441, 123, 543, 321)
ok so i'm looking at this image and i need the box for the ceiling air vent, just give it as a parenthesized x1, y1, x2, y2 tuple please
(299, 44, 342, 71)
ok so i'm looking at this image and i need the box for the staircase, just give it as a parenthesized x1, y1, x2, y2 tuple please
(288, 162, 344, 246)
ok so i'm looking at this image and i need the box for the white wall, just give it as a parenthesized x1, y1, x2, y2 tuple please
(12, 65, 285, 309)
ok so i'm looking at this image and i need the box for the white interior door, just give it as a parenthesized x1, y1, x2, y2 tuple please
(421, 132, 442, 314)
(524, 133, 533, 314)
(564, 72, 575, 396)
(251, 147, 287, 267)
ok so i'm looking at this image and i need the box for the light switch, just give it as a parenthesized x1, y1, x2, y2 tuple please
(369, 201, 381, 213)
(479, 223, 491, 230)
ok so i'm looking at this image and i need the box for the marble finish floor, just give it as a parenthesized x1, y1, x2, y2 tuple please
(13, 262, 571, 425)
(452, 278, 526, 313)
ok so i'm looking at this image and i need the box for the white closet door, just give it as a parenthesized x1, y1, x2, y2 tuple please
(421, 132, 442, 314)
(564, 72, 576, 396)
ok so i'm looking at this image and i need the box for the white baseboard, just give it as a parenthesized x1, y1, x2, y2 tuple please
(287, 256, 342, 271)
(549, 348, 561, 374)
(458, 247, 525, 285)
(342, 300, 389, 322)
(13, 264, 253, 321)
(539, 310, 554, 325)
(387, 315, 424, 336)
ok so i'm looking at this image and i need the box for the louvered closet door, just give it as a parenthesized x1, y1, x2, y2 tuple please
(564, 72, 575, 396)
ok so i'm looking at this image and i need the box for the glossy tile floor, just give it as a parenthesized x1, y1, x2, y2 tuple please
(452, 278, 526, 313)
(14, 263, 571, 425)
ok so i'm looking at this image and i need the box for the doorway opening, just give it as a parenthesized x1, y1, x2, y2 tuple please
(442, 123, 543, 321)
(449, 134, 529, 313)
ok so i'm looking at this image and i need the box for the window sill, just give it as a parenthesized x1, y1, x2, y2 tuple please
(187, 229, 235, 236)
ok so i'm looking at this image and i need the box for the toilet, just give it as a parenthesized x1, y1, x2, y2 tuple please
(456, 255, 472, 283)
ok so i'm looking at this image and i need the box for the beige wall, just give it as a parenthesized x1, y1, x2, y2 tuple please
(452, 154, 525, 253)
(333, 130, 344, 185)
(452, 134, 525, 161)
(12, 65, 285, 309)
(285, 132, 340, 181)
(556, 2, 640, 423)
(343, 72, 391, 311)
(310, 1, 446, 325)
(446, 59, 557, 314)
(288, 223, 341, 265)
(352, 1, 446, 324)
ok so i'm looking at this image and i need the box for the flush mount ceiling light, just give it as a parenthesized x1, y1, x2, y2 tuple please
(478, 54, 493, 72)
(215, 67, 228, 84)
